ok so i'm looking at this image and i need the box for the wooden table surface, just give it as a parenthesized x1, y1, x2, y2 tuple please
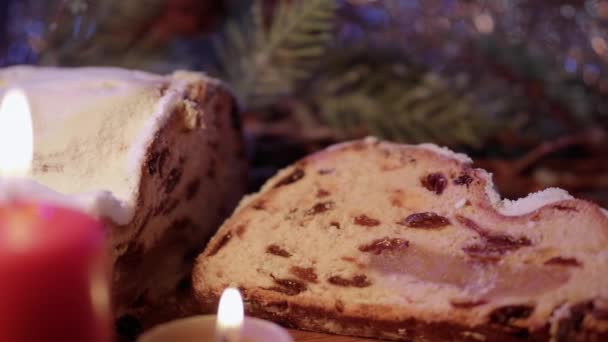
(290, 329, 378, 341)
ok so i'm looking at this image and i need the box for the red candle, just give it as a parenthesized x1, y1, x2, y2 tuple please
(0, 89, 111, 342)
(0, 201, 111, 342)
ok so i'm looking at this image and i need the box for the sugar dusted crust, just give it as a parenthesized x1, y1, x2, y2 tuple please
(0, 66, 165, 224)
(417, 142, 473, 164)
(195, 138, 608, 342)
(111, 72, 247, 333)
(497, 189, 574, 216)
(0, 66, 228, 227)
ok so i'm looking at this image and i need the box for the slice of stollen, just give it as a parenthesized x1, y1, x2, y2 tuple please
(194, 138, 608, 342)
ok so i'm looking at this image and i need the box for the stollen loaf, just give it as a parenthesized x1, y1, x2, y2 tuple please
(0, 66, 247, 339)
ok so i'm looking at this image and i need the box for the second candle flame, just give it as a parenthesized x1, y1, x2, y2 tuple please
(216, 287, 244, 342)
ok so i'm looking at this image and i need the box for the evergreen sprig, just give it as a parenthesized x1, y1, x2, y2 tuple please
(477, 36, 608, 131)
(299, 51, 507, 147)
(214, 1, 509, 147)
(215, 0, 337, 107)
(35, 0, 166, 67)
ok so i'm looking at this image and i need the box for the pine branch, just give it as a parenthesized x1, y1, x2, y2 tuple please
(216, 1, 504, 148)
(302, 50, 507, 148)
(476, 35, 608, 133)
(35, 0, 166, 67)
(215, 0, 337, 107)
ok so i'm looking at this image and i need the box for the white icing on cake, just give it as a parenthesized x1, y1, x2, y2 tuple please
(443, 147, 608, 218)
(481, 170, 575, 216)
(480, 170, 502, 207)
(0, 66, 203, 224)
(473, 158, 580, 217)
(0, 178, 132, 223)
(323, 136, 379, 153)
(417, 143, 473, 164)
(496, 188, 574, 216)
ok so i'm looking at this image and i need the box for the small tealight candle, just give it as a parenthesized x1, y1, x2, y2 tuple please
(138, 288, 293, 342)
(0, 89, 111, 342)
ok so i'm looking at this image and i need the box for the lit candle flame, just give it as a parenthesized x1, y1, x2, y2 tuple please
(216, 287, 244, 342)
(0, 89, 33, 177)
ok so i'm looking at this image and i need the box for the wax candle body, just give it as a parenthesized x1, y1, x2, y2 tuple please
(0, 201, 111, 342)
(138, 315, 294, 342)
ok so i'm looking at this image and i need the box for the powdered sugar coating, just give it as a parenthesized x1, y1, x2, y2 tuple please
(0, 66, 217, 225)
(496, 188, 574, 216)
(0, 178, 132, 223)
(417, 143, 472, 164)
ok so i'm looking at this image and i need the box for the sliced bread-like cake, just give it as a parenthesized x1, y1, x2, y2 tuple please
(0, 66, 247, 339)
(194, 138, 608, 342)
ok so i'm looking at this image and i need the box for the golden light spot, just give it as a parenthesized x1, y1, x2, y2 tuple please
(474, 13, 494, 34)
(591, 36, 608, 56)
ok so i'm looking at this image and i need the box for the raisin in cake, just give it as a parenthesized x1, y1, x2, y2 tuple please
(0, 66, 247, 337)
(194, 137, 608, 342)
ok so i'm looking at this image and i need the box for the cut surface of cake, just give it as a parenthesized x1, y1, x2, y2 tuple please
(194, 138, 608, 342)
(0, 66, 247, 338)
